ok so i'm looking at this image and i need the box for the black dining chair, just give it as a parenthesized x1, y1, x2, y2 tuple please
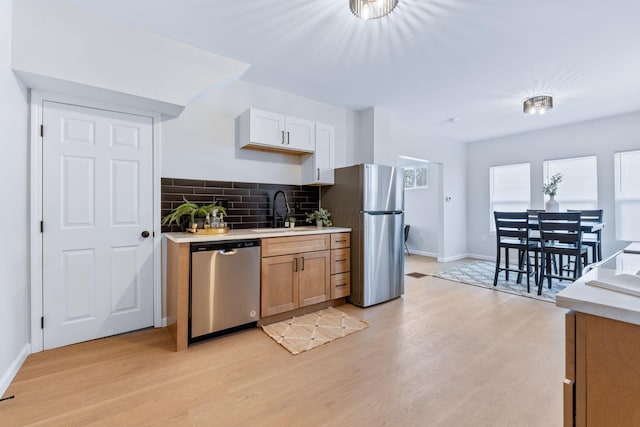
(568, 209, 603, 263)
(404, 224, 411, 256)
(537, 212, 589, 295)
(527, 209, 558, 274)
(493, 212, 539, 292)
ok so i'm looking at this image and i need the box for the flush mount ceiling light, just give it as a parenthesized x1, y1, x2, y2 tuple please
(350, 0, 399, 20)
(523, 95, 554, 115)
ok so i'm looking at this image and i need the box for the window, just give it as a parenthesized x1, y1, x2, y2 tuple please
(543, 156, 598, 211)
(615, 150, 640, 241)
(489, 163, 531, 230)
(404, 166, 428, 190)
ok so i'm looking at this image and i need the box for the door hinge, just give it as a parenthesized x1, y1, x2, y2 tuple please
(41, 316, 44, 329)
(40, 124, 44, 137)
(40, 221, 43, 233)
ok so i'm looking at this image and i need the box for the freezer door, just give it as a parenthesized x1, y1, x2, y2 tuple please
(362, 164, 404, 212)
(361, 212, 404, 307)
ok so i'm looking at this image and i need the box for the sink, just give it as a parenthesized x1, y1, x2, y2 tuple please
(250, 227, 318, 233)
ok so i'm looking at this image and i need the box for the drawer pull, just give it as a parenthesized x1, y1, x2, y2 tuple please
(336, 239, 346, 243)
(335, 283, 347, 287)
(336, 259, 346, 262)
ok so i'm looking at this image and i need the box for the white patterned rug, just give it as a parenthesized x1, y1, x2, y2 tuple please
(262, 307, 369, 355)
(431, 260, 568, 303)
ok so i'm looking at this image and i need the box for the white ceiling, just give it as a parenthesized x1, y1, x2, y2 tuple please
(64, 0, 640, 143)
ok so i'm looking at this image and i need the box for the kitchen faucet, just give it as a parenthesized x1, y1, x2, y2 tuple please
(272, 190, 291, 228)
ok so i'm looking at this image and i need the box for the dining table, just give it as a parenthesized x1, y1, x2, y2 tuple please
(528, 219, 605, 233)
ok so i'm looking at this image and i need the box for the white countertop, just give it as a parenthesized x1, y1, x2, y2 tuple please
(164, 226, 352, 243)
(556, 247, 640, 325)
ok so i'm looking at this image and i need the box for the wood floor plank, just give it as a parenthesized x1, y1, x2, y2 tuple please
(0, 257, 564, 426)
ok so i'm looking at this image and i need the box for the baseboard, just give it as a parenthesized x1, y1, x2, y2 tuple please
(437, 253, 495, 263)
(465, 253, 496, 262)
(406, 249, 439, 258)
(0, 343, 30, 398)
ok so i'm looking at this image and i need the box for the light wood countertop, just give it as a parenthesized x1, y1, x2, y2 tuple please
(164, 226, 352, 243)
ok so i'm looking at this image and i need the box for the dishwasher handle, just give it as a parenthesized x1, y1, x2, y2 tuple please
(219, 249, 237, 256)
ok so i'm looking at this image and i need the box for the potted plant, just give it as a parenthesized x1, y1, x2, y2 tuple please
(288, 217, 296, 228)
(306, 208, 332, 227)
(543, 173, 563, 212)
(162, 197, 227, 230)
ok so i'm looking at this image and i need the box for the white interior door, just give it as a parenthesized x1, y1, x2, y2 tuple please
(42, 101, 154, 350)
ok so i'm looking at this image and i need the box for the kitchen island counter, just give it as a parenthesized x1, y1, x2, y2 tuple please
(555, 247, 640, 425)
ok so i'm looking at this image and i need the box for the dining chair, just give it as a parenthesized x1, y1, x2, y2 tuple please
(493, 212, 539, 292)
(537, 212, 589, 295)
(404, 224, 411, 256)
(527, 209, 558, 274)
(568, 209, 603, 263)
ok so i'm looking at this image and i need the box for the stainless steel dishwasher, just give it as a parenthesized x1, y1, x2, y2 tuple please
(190, 239, 261, 342)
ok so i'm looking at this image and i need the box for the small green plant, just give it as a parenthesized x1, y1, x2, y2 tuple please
(306, 207, 332, 226)
(543, 173, 563, 197)
(162, 197, 226, 229)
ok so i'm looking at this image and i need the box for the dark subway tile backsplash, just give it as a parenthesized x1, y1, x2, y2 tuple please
(161, 178, 320, 232)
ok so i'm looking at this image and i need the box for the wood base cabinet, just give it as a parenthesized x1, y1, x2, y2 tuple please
(261, 232, 351, 318)
(261, 234, 331, 317)
(330, 233, 351, 299)
(565, 311, 640, 426)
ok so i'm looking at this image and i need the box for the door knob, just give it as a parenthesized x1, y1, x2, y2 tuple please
(141, 230, 150, 238)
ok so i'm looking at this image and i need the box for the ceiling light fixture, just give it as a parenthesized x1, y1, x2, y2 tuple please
(523, 95, 553, 115)
(350, 0, 398, 20)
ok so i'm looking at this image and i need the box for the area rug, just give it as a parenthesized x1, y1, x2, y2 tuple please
(261, 307, 369, 355)
(431, 260, 567, 303)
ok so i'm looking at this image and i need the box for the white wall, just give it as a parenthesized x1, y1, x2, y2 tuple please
(0, 0, 30, 396)
(400, 160, 442, 257)
(161, 80, 356, 184)
(388, 120, 468, 261)
(351, 108, 375, 165)
(467, 112, 640, 259)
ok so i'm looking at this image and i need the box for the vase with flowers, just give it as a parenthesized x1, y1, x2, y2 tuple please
(543, 173, 563, 212)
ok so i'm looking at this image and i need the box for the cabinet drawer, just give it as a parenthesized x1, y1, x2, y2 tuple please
(331, 248, 350, 274)
(262, 234, 330, 258)
(331, 233, 350, 249)
(331, 273, 351, 299)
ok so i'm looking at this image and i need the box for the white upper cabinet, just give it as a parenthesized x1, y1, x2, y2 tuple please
(238, 108, 315, 154)
(285, 116, 315, 152)
(302, 122, 335, 186)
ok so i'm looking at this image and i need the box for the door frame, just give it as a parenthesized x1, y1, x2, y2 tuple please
(29, 91, 163, 353)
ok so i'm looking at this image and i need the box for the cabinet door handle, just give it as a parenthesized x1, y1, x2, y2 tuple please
(287, 131, 290, 145)
(317, 168, 320, 180)
(294, 257, 298, 272)
(281, 130, 285, 145)
(301, 256, 305, 271)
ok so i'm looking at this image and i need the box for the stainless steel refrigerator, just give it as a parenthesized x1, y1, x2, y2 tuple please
(321, 164, 404, 307)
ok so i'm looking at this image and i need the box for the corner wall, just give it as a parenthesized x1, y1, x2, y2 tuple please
(466, 112, 640, 260)
(0, 0, 30, 396)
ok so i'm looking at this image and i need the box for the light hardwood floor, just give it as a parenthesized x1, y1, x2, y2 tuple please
(1, 256, 565, 426)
